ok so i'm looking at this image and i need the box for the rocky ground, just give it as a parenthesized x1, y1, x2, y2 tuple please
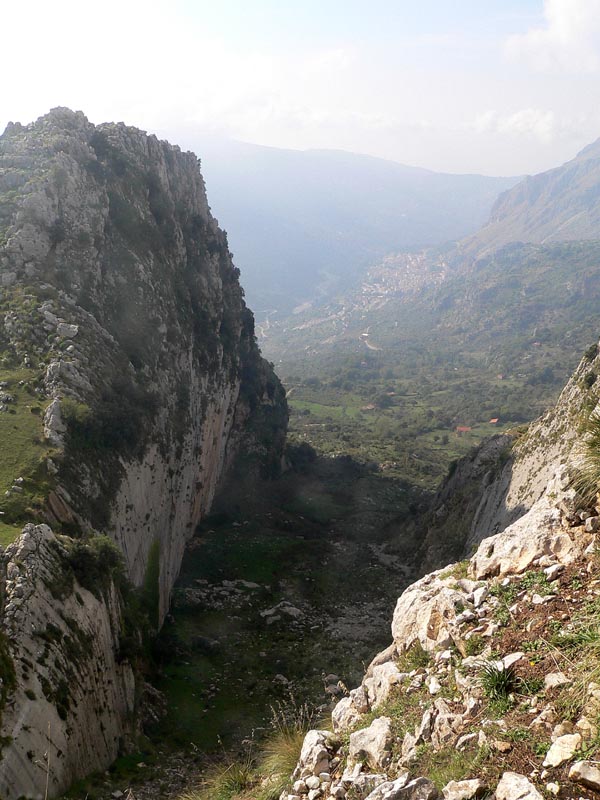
(281, 467, 600, 800)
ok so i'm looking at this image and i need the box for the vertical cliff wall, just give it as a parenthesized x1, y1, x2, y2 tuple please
(0, 108, 287, 797)
(418, 341, 600, 572)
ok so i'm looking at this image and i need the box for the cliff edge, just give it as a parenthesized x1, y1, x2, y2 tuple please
(0, 108, 287, 798)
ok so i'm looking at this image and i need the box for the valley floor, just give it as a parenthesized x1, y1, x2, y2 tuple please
(60, 457, 426, 799)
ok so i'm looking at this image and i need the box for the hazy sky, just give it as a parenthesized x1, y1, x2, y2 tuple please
(4, 0, 600, 175)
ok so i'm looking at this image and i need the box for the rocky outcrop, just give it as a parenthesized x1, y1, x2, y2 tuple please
(282, 342, 600, 800)
(420, 339, 600, 572)
(0, 109, 287, 798)
(0, 525, 135, 798)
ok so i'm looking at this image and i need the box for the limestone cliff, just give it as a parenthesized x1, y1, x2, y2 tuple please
(0, 108, 287, 797)
(417, 341, 600, 572)
(0, 526, 136, 799)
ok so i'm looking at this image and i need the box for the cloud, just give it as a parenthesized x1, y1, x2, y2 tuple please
(473, 108, 557, 143)
(506, 0, 600, 73)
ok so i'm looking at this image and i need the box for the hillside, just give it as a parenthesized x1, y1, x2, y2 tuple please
(260, 240, 600, 486)
(182, 136, 518, 314)
(0, 109, 287, 798)
(468, 137, 600, 253)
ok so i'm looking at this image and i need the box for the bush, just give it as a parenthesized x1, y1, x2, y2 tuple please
(67, 535, 125, 598)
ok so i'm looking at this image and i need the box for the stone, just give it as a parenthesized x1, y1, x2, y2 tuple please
(501, 652, 524, 669)
(442, 778, 487, 800)
(349, 717, 393, 771)
(294, 730, 333, 778)
(543, 564, 563, 581)
(545, 783, 559, 796)
(293, 780, 308, 793)
(364, 777, 438, 800)
(332, 686, 369, 732)
(495, 772, 543, 800)
(43, 396, 66, 446)
(568, 760, 600, 791)
(352, 774, 390, 795)
(307, 790, 321, 800)
(575, 715, 597, 741)
(364, 662, 405, 708)
(551, 720, 574, 740)
(431, 699, 464, 749)
(529, 705, 556, 732)
(542, 733, 581, 767)
(57, 322, 79, 338)
(470, 496, 590, 580)
(544, 672, 570, 691)
(584, 516, 600, 532)
(472, 586, 488, 608)
(306, 776, 321, 790)
(456, 732, 478, 750)
(400, 730, 418, 765)
(392, 572, 466, 653)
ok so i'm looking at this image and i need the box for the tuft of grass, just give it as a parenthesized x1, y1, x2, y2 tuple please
(464, 634, 486, 657)
(397, 641, 431, 671)
(180, 758, 255, 800)
(254, 699, 322, 800)
(478, 662, 519, 701)
(573, 411, 600, 504)
(177, 699, 318, 800)
(439, 561, 469, 581)
(520, 571, 553, 596)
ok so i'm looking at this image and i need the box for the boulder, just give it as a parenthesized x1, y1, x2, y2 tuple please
(332, 686, 369, 732)
(495, 772, 543, 800)
(349, 717, 393, 771)
(542, 733, 581, 767)
(57, 322, 79, 338)
(544, 672, 570, 691)
(568, 760, 600, 791)
(364, 777, 438, 800)
(470, 496, 589, 579)
(364, 662, 406, 709)
(392, 572, 466, 652)
(294, 730, 334, 778)
(352, 773, 390, 795)
(442, 779, 488, 800)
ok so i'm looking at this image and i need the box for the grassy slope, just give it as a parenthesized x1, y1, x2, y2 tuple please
(0, 364, 53, 542)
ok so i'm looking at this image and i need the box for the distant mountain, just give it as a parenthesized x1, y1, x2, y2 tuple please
(180, 136, 518, 314)
(468, 137, 600, 253)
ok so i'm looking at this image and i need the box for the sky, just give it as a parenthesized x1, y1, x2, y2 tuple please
(4, 0, 600, 175)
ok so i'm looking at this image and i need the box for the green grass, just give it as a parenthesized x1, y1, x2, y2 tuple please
(0, 520, 22, 547)
(0, 365, 54, 526)
(412, 743, 490, 791)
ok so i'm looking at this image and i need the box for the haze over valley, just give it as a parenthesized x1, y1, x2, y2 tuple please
(5, 4, 600, 800)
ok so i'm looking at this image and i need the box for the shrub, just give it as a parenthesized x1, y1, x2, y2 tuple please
(67, 535, 125, 598)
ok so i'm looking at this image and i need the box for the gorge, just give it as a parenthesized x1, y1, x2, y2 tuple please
(2, 108, 600, 800)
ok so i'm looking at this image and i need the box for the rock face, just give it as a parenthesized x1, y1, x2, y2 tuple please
(420, 336, 600, 572)
(0, 109, 287, 798)
(0, 525, 135, 798)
